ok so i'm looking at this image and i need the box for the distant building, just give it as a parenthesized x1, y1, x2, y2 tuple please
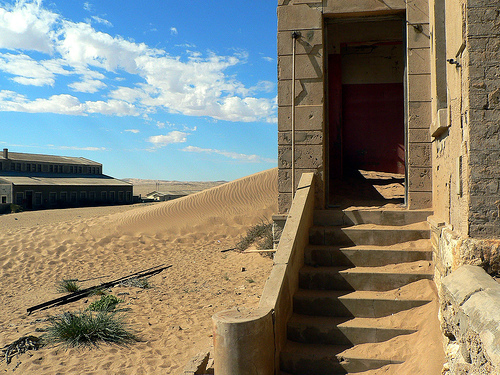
(144, 190, 196, 202)
(0, 148, 133, 210)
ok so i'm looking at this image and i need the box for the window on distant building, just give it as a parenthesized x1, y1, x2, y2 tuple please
(16, 163, 21, 171)
(89, 191, 95, 201)
(49, 165, 53, 173)
(11, 163, 15, 171)
(49, 192, 57, 204)
(0, 162, 2, 171)
(70, 166, 73, 173)
(101, 191, 107, 201)
(37, 164, 41, 172)
(60, 192, 67, 202)
(78, 166, 82, 173)
(26, 164, 30, 172)
(1, 195, 6, 204)
(35, 192, 42, 206)
(118, 191, 124, 202)
(109, 191, 115, 202)
(70, 192, 77, 203)
(126, 191, 131, 202)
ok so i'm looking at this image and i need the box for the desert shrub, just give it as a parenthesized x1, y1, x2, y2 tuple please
(236, 220, 273, 251)
(10, 204, 22, 213)
(87, 295, 122, 312)
(121, 277, 151, 289)
(43, 311, 138, 348)
(57, 279, 80, 293)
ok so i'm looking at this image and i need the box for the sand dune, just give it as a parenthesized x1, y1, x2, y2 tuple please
(0, 168, 277, 374)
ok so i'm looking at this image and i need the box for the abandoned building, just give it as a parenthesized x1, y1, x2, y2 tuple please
(212, 1, 500, 374)
(0, 148, 133, 210)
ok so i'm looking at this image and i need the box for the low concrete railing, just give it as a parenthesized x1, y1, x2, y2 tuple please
(213, 172, 316, 375)
(440, 265, 500, 374)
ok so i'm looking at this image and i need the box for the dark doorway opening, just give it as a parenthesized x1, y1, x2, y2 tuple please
(326, 17, 406, 207)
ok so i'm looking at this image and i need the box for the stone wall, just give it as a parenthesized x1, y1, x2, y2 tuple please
(277, 1, 325, 214)
(440, 265, 500, 374)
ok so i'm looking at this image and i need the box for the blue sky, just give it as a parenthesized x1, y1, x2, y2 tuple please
(0, 0, 277, 181)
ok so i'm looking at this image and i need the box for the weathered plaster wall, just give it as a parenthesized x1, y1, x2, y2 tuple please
(430, 0, 500, 240)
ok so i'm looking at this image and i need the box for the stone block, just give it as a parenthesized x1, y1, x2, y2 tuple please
(278, 130, 323, 145)
(408, 167, 432, 191)
(278, 168, 322, 193)
(278, 30, 323, 56)
(408, 143, 431, 167)
(278, 192, 292, 214)
(407, 23, 430, 49)
(278, 79, 324, 106)
(408, 48, 431, 75)
(323, 0, 405, 14)
(408, 191, 432, 209)
(409, 128, 431, 143)
(407, 0, 430, 24)
(278, 144, 324, 169)
(278, 105, 324, 132)
(278, 4, 322, 31)
(408, 74, 431, 101)
(409, 101, 432, 128)
(278, 54, 323, 80)
(182, 351, 210, 375)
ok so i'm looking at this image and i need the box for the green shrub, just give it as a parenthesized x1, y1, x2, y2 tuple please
(43, 311, 138, 348)
(10, 204, 22, 213)
(88, 295, 122, 312)
(57, 279, 80, 293)
(236, 220, 273, 251)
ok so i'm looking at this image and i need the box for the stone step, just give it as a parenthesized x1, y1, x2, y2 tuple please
(293, 288, 431, 318)
(280, 341, 399, 374)
(280, 341, 349, 375)
(341, 222, 430, 246)
(314, 209, 350, 226)
(305, 239, 432, 267)
(299, 261, 433, 291)
(343, 208, 432, 226)
(310, 225, 354, 246)
(287, 314, 416, 346)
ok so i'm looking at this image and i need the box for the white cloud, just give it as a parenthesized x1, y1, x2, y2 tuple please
(262, 56, 273, 62)
(57, 146, 106, 151)
(83, 2, 93, 12)
(125, 129, 140, 133)
(147, 131, 189, 147)
(170, 27, 177, 35)
(0, 1, 57, 53)
(0, 53, 55, 86)
(0, 90, 137, 116)
(0, 1, 277, 122)
(183, 145, 276, 164)
(69, 79, 106, 93)
(91, 16, 112, 28)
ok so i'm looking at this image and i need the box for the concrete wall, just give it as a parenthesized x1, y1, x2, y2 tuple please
(277, 0, 434, 213)
(277, 2, 325, 214)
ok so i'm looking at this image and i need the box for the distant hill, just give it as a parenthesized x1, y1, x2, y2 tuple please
(121, 178, 227, 197)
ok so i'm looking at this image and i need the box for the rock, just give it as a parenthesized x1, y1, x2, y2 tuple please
(181, 351, 210, 375)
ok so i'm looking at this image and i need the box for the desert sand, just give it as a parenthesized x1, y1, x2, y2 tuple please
(0, 168, 277, 374)
(0, 167, 443, 374)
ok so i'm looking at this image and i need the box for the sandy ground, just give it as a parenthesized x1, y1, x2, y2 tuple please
(0, 167, 444, 374)
(0, 169, 277, 374)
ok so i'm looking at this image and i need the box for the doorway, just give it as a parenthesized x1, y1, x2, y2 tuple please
(326, 17, 406, 207)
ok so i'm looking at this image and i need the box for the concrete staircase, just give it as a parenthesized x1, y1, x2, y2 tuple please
(279, 207, 434, 375)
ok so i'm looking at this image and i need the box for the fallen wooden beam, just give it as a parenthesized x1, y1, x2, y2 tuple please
(243, 249, 276, 253)
(27, 264, 172, 314)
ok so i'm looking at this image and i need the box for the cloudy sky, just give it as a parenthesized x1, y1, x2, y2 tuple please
(0, 0, 277, 180)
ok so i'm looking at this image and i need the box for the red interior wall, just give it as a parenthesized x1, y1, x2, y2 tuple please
(342, 83, 405, 174)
